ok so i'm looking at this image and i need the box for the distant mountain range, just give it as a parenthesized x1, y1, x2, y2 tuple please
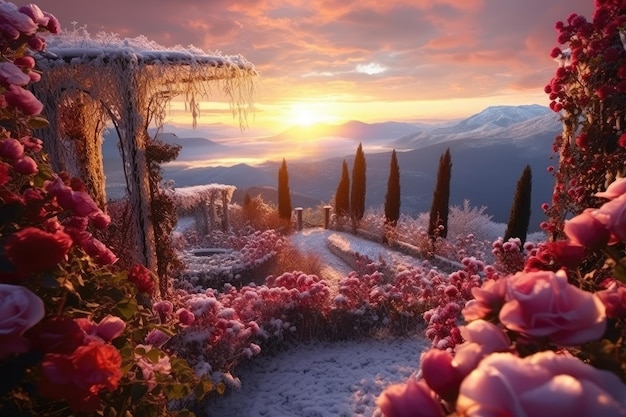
(103, 104, 563, 231)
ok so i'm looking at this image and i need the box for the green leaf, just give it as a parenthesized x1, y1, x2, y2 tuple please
(163, 382, 191, 400)
(115, 298, 139, 321)
(613, 258, 626, 283)
(27, 115, 49, 129)
(131, 382, 149, 401)
(135, 403, 158, 417)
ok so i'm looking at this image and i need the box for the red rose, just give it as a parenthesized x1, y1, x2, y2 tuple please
(80, 234, 118, 266)
(13, 156, 38, 175)
(4, 227, 73, 276)
(39, 340, 122, 412)
(26, 316, 84, 354)
(128, 264, 155, 294)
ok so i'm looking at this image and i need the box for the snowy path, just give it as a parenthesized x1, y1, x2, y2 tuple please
(200, 228, 432, 417)
(203, 336, 429, 417)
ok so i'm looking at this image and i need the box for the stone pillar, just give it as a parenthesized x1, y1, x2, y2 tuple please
(295, 207, 303, 231)
(324, 205, 332, 229)
(221, 189, 229, 231)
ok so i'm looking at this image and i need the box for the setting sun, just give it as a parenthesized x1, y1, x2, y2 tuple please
(286, 102, 338, 128)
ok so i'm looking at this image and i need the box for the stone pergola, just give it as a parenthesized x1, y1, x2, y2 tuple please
(169, 184, 237, 236)
(32, 30, 256, 272)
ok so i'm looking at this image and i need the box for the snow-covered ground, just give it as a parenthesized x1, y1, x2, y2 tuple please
(200, 228, 431, 417)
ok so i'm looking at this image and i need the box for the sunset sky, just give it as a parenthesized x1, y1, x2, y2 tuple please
(28, 0, 594, 130)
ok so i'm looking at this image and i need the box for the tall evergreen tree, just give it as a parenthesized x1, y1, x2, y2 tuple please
(350, 143, 366, 229)
(384, 149, 401, 226)
(335, 159, 350, 219)
(428, 148, 452, 239)
(278, 158, 292, 220)
(504, 165, 532, 245)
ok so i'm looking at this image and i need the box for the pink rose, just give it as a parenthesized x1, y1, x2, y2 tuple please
(462, 278, 507, 321)
(4, 227, 73, 276)
(78, 315, 126, 342)
(564, 209, 610, 249)
(18, 4, 49, 27)
(377, 378, 445, 417)
(420, 349, 463, 403)
(499, 269, 606, 345)
(144, 328, 171, 348)
(0, 137, 24, 160)
(43, 11, 60, 34)
(457, 351, 626, 417)
(591, 193, 626, 242)
(596, 281, 626, 319)
(128, 264, 155, 294)
(153, 300, 173, 323)
(13, 155, 38, 175)
(19, 136, 42, 152)
(79, 233, 118, 265)
(0, 284, 44, 359)
(596, 177, 626, 200)
(89, 211, 111, 230)
(27, 35, 45, 51)
(176, 308, 195, 327)
(5, 84, 43, 115)
(453, 320, 510, 376)
(45, 176, 100, 217)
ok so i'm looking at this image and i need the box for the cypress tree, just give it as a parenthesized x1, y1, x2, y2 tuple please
(428, 148, 452, 239)
(350, 143, 366, 229)
(384, 149, 401, 226)
(335, 159, 350, 219)
(278, 158, 292, 220)
(504, 165, 532, 245)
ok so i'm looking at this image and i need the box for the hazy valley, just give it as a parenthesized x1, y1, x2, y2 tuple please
(103, 104, 562, 231)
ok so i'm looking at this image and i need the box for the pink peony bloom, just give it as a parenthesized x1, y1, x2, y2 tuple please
(499, 269, 606, 346)
(591, 193, 626, 242)
(134, 344, 172, 391)
(462, 278, 507, 321)
(420, 349, 463, 403)
(563, 209, 610, 249)
(4, 227, 73, 276)
(457, 351, 626, 417)
(0, 2, 38, 39)
(0, 284, 44, 359)
(596, 177, 626, 200)
(176, 308, 195, 327)
(5, 84, 43, 115)
(0, 137, 24, 160)
(13, 156, 38, 175)
(377, 378, 445, 417)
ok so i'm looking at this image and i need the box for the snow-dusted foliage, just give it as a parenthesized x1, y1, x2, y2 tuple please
(169, 184, 236, 211)
(175, 229, 284, 290)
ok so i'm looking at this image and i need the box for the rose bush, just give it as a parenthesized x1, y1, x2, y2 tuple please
(0, 2, 214, 416)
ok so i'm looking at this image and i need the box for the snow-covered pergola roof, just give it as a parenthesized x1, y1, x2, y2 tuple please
(32, 29, 257, 278)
